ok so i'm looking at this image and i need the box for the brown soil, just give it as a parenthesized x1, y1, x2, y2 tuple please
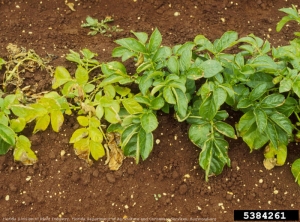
(1, 0, 300, 221)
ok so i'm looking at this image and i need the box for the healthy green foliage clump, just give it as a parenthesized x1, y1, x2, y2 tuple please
(81, 16, 123, 37)
(1, 5, 300, 185)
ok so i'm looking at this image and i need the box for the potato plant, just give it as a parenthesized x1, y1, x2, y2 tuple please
(0, 5, 300, 185)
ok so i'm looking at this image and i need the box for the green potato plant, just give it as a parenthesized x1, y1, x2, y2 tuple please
(0, 90, 38, 165)
(81, 16, 123, 37)
(1, 5, 300, 186)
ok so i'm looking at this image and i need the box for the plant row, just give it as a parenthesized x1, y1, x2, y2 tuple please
(0, 6, 300, 184)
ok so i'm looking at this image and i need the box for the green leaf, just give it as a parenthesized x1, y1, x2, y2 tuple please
(14, 135, 37, 165)
(95, 105, 104, 119)
(50, 110, 64, 132)
(0, 138, 10, 155)
(152, 46, 172, 62)
(194, 35, 215, 53)
(163, 86, 176, 104)
(237, 110, 256, 136)
(115, 38, 147, 53)
(249, 83, 268, 101)
(199, 95, 217, 121)
(150, 96, 165, 110)
(199, 60, 223, 78)
(264, 121, 279, 149)
(0, 112, 8, 126)
(75, 66, 89, 85)
(122, 98, 144, 114)
(179, 50, 192, 72)
(279, 78, 293, 93)
(291, 159, 300, 186)
(148, 28, 162, 53)
(33, 114, 50, 134)
(276, 15, 295, 32)
(104, 101, 120, 124)
(52, 66, 72, 89)
(254, 108, 267, 133)
(189, 123, 211, 147)
(70, 128, 89, 143)
(90, 140, 105, 161)
(10, 118, 26, 133)
(137, 128, 153, 163)
(167, 56, 179, 74)
(141, 112, 158, 133)
(103, 84, 116, 98)
(214, 121, 236, 139)
(3, 95, 17, 110)
(236, 98, 253, 109)
(89, 116, 100, 128)
(269, 112, 293, 136)
(66, 50, 82, 64)
(121, 124, 139, 154)
(242, 123, 269, 150)
(112, 47, 135, 61)
(99, 74, 124, 87)
(292, 76, 300, 98)
(136, 61, 153, 73)
(246, 73, 274, 89)
(173, 88, 188, 119)
(260, 94, 285, 108)
(11, 104, 39, 122)
(213, 87, 227, 108)
(276, 97, 297, 117)
(186, 67, 203, 80)
(115, 85, 131, 97)
(131, 31, 148, 44)
(102, 61, 127, 76)
(199, 138, 230, 181)
(89, 127, 103, 142)
(214, 31, 238, 53)
(0, 58, 5, 69)
(0, 123, 15, 146)
(77, 116, 89, 127)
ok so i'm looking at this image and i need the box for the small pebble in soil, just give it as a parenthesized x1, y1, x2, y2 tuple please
(172, 171, 179, 179)
(231, 160, 238, 169)
(9, 183, 17, 192)
(5, 195, 9, 201)
(92, 170, 99, 177)
(174, 12, 180, 16)
(60, 150, 66, 156)
(179, 184, 188, 195)
(49, 151, 55, 159)
(226, 192, 233, 201)
(106, 173, 116, 183)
